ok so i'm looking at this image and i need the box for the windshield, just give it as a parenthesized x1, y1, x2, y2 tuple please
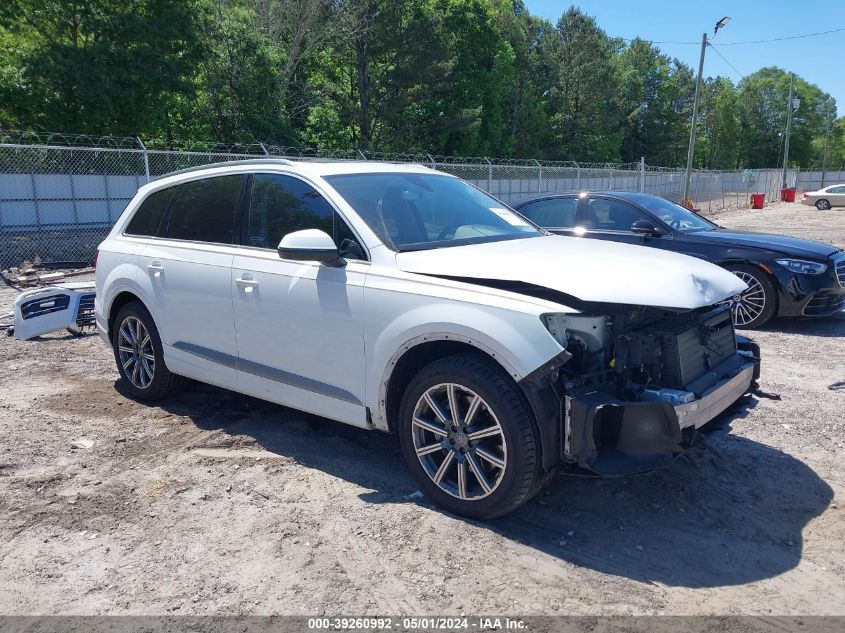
(637, 195, 716, 232)
(324, 173, 543, 251)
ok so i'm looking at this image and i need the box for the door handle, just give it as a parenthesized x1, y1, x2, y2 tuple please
(147, 262, 164, 277)
(235, 276, 259, 293)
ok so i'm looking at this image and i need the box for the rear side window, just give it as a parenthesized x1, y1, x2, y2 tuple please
(245, 173, 366, 259)
(125, 187, 175, 236)
(520, 198, 578, 228)
(166, 175, 243, 244)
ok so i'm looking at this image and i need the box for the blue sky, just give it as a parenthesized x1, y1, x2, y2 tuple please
(523, 0, 845, 116)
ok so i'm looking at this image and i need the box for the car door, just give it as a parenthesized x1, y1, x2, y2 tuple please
(829, 186, 845, 207)
(137, 174, 245, 389)
(517, 196, 580, 236)
(577, 195, 674, 251)
(232, 172, 369, 428)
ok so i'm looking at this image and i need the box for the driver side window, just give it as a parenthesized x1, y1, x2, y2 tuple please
(244, 173, 367, 260)
(582, 198, 643, 232)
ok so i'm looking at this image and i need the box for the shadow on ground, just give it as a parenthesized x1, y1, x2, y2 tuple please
(760, 311, 845, 337)
(137, 380, 832, 591)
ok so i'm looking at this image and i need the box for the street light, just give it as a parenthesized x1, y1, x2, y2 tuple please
(682, 17, 730, 207)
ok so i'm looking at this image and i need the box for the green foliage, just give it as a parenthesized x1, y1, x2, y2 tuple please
(0, 0, 838, 168)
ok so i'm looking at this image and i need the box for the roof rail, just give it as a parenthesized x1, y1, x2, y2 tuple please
(153, 157, 296, 180)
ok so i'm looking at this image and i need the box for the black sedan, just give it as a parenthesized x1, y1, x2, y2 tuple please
(513, 191, 845, 328)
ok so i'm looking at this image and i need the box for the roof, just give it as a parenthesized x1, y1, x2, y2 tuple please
(152, 158, 436, 182)
(513, 191, 662, 206)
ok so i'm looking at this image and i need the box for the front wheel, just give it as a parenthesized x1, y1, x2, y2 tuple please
(816, 199, 831, 210)
(398, 354, 542, 519)
(724, 264, 777, 329)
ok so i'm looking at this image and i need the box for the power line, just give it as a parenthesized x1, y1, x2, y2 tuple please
(619, 26, 845, 46)
(707, 43, 744, 79)
(719, 27, 845, 45)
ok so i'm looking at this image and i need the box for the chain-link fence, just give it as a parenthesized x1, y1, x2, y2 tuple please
(0, 131, 799, 269)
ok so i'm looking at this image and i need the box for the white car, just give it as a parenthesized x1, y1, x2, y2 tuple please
(95, 159, 760, 518)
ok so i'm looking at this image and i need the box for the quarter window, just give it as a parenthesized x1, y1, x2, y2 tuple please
(245, 173, 366, 260)
(125, 187, 175, 237)
(166, 175, 243, 244)
(582, 198, 643, 232)
(520, 198, 578, 228)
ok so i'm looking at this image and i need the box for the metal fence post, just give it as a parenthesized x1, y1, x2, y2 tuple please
(533, 159, 542, 193)
(357, 149, 367, 160)
(576, 164, 581, 191)
(136, 136, 150, 182)
(259, 143, 270, 156)
(484, 157, 492, 193)
(639, 157, 645, 192)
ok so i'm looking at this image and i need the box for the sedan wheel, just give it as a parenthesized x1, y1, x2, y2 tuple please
(815, 199, 831, 210)
(412, 383, 507, 500)
(724, 264, 777, 329)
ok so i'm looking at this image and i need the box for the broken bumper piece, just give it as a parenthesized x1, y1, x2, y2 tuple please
(564, 357, 757, 477)
(12, 282, 96, 341)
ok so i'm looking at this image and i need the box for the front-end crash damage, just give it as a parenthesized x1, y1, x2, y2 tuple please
(519, 304, 760, 476)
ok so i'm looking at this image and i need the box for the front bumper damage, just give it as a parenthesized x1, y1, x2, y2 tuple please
(564, 357, 756, 476)
(520, 342, 760, 477)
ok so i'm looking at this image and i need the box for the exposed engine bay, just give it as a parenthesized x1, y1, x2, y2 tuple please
(544, 304, 748, 405)
(529, 304, 760, 476)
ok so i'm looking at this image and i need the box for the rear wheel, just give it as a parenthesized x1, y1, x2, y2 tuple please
(398, 354, 542, 519)
(112, 302, 184, 400)
(816, 199, 831, 210)
(724, 264, 777, 329)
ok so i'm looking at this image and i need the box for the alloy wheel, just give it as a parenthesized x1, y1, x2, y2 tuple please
(117, 316, 155, 389)
(728, 271, 766, 327)
(411, 383, 507, 501)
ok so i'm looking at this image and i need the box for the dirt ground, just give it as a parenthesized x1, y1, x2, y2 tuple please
(0, 200, 843, 616)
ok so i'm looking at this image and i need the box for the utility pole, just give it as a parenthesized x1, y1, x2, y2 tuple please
(682, 32, 707, 207)
(682, 17, 730, 207)
(782, 73, 796, 188)
(821, 104, 832, 188)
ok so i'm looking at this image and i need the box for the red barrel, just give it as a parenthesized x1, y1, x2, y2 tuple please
(751, 193, 765, 209)
(785, 188, 796, 202)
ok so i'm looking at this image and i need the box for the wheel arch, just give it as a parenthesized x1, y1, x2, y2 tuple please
(107, 290, 150, 338)
(380, 335, 522, 436)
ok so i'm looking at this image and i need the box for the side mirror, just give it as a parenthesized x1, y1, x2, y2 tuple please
(278, 229, 345, 267)
(630, 219, 666, 237)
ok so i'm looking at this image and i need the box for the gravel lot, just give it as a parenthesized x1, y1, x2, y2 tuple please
(0, 200, 843, 616)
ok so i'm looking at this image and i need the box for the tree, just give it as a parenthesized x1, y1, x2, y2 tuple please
(1, 0, 204, 136)
(700, 76, 740, 169)
(541, 6, 622, 161)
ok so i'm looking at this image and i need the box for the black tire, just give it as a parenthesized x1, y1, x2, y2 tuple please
(724, 263, 778, 329)
(112, 301, 184, 401)
(815, 199, 831, 210)
(398, 354, 542, 519)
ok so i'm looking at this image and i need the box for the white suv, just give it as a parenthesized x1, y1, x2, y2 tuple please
(96, 160, 760, 518)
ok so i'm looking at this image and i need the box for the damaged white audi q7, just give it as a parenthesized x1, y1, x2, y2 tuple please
(95, 160, 761, 518)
